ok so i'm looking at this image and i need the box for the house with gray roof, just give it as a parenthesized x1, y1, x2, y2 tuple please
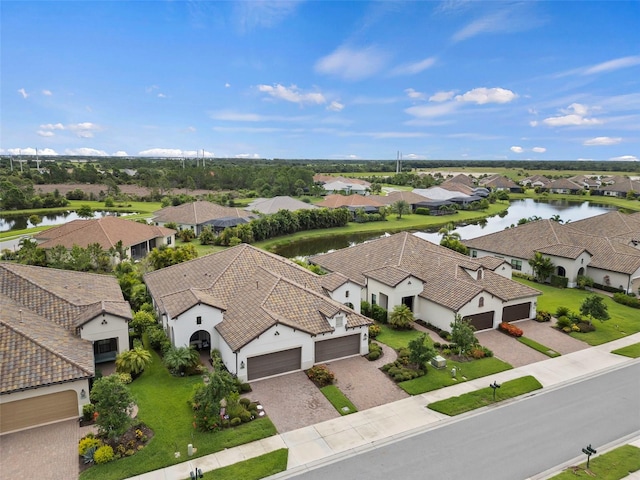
(595, 176, 640, 198)
(464, 212, 640, 293)
(0, 263, 131, 433)
(310, 232, 541, 333)
(152, 200, 255, 235)
(544, 178, 584, 194)
(144, 244, 371, 382)
(246, 196, 319, 215)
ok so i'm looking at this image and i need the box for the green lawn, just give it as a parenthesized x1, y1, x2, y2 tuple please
(80, 351, 277, 480)
(518, 336, 561, 357)
(374, 323, 424, 350)
(514, 278, 640, 345)
(399, 357, 513, 395)
(427, 376, 543, 416)
(320, 385, 358, 415)
(201, 449, 288, 480)
(548, 445, 640, 480)
(611, 342, 640, 358)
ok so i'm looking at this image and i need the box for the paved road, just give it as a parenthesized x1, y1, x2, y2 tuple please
(287, 362, 640, 480)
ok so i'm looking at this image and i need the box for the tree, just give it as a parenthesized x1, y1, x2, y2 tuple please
(388, 304, 414, 330)
(129, 310, 156, 335)
(115, 346, 152, 376)
(191, 357, 237, 431)
(199, 225, 216, 245)
(439, 224, 469, 255)
(391, 200, 411, 219)
(28, 214, 41, 227)
(90, 375, 135, 440)
(407, 333, 436, 368)
(163, 346, 200, 375)
(16, 238, 47, 266)
(76, 204, 94, 219)
(528, 252, 555, 283)
(450, 314, 477, 355)
(580, 294, 610, 323)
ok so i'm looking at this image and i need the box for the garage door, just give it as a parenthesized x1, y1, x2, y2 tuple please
(503, 302, 531, 322)
(1, 390, 78, 433)
(247, 347, 301, 381)
(464, 311, 495, 331)
(315, 334, 361, 363)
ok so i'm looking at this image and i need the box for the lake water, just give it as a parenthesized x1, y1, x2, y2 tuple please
(0, 211, 138, 232)
(273, 199, 616, 258)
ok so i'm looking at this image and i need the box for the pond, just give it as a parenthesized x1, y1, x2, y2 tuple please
(272, 199, 617, 258)
(0, 210, 139, 232)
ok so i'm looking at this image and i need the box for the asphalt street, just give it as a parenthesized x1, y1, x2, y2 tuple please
(288, 362, 640, 480)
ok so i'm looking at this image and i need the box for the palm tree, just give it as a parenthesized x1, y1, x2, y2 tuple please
(391, 200, 411, 219)
(163, 346, 200, 375)
(528, 252, 555, 283)
(389, 304, 414, 330)
(115, 346, 152, 376)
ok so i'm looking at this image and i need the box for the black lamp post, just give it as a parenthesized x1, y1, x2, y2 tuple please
(489, 381, 501, 401)
(582, 444, 597, 469)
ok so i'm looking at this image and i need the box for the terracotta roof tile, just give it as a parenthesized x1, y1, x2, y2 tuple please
(153, 200, 254, 224)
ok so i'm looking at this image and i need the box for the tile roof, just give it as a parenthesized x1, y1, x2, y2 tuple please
(33, 216, 175, 250)
(379, 191, 431, 205)
(310, 232, 540, 311)
(364, 266, 414, 287)
(152, 200, 254, 225)
(246, 196, 319, 214)
(442, 174, 475, 187)
(598, 177, 640, 193)
(545, 178, 583, 190)
(481, 176, 520, 189)
(313, 175, 370, 186)
(316, 194, 384, 208)
(143, 244, 372, 351)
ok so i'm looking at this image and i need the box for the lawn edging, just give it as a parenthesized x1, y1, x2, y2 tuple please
(518, 336, 561, 357)
(320, 385, 358, 415)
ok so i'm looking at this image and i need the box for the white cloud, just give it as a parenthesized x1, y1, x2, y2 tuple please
(405, 88, 426, 100)
(157, 93, 167, 98)
(65, 148, 108, 156)
(315, 45, 389, 81)
(234, 153, 261, 159)
(258, 84, 326, 105)
(451, 4, 543, 43)
(609, 155, 638, 161)
(391, 57, 436, 76)
(455, 87, 518, 104)
(583, 56, 640, 75)
(67, 122, 100, 138)
(235, 1, 300, 32)
(210, 110, 310, 123)
(429, 91, 455, 102)
(542, 103, 602, 127)
(529, 120, 538, 127)
(327, 101, 344, 112)
(40, 123, 65, 130)
(113, 151, 129, 157)
(39, 148, 58, 155)
(186, 126, 197, 132)
(225, 83, 231, 88)
(139, 148, 185, 157)
(510, 146, 524, 153)
(405, 102, 460, 118)
(42, 89, 52, 96)
(532, 147, 546, 153)
(403, 153, 427, 160)
(37, 131, 55, 137)
(351, 95, 400, 105)
(6, 147, 58, 155)
(584, 136, 622, 146)
(17, 88, 28, 99)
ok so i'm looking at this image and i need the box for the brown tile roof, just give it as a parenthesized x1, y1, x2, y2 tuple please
(567, 211, 640, 246)
(153, 200, 254, 225)
(482, 176, 520, 189)
(144, 245, 371, 351)
(380, 191, 431, 205)
(246, 196, 319, 214)
(33, 216, 175, 250)
(319, 272, 350, 292)
(310, 232, 540, 311)
(545, 178, 583, 190)
(476, 256, 508, 270)
(365, 266, 414, 287)
(442, 174, 475, 187)
(316, 194, 384, 208)
(313, 175, 371, 186)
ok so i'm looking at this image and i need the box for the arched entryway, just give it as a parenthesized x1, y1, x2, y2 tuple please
(557, 266, 566, 277)
(578, 267, 585, 276)
(189, 330, 211, 351)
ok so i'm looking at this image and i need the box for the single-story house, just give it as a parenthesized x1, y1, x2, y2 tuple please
(374, 190, 431, 212)
(595, 177, 640, 198)
(543, 178, 584, 195)
(480, 176, 523, 193)
(152, 200, 256, 236)
(0, 263, 131, 434)
(316, 194, 385, 213)
(33, 216, 175, 262)
(246, 196, 319, 215)
(568, 175, 600, 190)
(321, 180, 369, 195)
(464, 212, 640, 293)
(520, 175, 550, 188)
(310, 232, 542, 333)
(143, 245, 372, 383)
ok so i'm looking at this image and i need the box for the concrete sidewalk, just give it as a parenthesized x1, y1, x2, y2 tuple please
(125, 333, 640, 480)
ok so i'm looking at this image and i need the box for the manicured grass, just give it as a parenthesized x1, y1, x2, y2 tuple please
(374, 323, 424, 350)
(548, 445, 640, 480)
(80, 350, 277, 480)
(427, 376, 543, 416)
(518, 336, 561, 357)
(174, 237, 226, 257)
(399, 357, 513, 395)
(201, 449, 289, 480)
(611, 342, 640, 358)
(514, 278, 640, 345)
(320, 385, 358, 415)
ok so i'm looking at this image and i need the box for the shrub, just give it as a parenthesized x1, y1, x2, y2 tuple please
(577, 322, 596, 333)
(360, 301, 372, 318)
(78, 436, 102, 456)
(368, 324, 381, 339)
(555, 306, 570, 318)
(230, 417, 242, 426)
(116, 372, 132, 384)
(371, 304, 388, 324)
(556, 315, 572, 329)
(239, 382, 252, 393)
(306, 365, 335, 387)
(498, 322, 523, 337)
(367, 342, 382, 361)
(82, 403, 96, 421)
(469, 347, 486, 359)
(415, 207, 430, 215)
(239, 397, 251, 407)
(248, 402, 258, 410)
(613, 292, 640, 308)
(93, 445, 115, 464)
(576, 275, 594, 289)
(240, 410, 252, 423)
(550, 275, 568, 288)
(535, 310, 552, 322)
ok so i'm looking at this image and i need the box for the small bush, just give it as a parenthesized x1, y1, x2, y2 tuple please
(577, 322, 596, 333)
(535, 310, 552, 322)
(94, 445, 115, 464)
(550, 275, 568, 288)
(555, 306, 570, 318)
(499, 322, 523, 337)
(306, 365, 335, 387)
(368, 324, 381, 339)
(613, 292, 640, 308)
(556, 315, 572, 329)
(239, 382, 252, 393)
(240, 410, 252, 423)
(367, 342, 382, 361)
(82, 403, 96, 422)
(116, 372, 132, 384)
(371, 304, 388, 324)
(248, 402, 258, 410)
(230, 417, 242, 426)
(79, 436, 102, 456)
(239, 397, 251, 407)
(415, 207, 430, 215)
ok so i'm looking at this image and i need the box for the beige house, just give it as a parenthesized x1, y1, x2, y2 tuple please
(152, 200, 255, 235)
(311, 232, 541, 332)
(0, 263, 131, 434)
(144, 244, 371, 382)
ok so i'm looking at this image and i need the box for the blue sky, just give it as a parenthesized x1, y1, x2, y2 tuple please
(2, 1, 639, 161)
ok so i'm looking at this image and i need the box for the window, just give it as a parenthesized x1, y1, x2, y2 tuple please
(371, 293, 377, 306)
(167, 236, 172, 245)
(477, 269, 483, 280)
(511, 259, 522, 271)
(335, 315, 344, 328)
(345, 290, 349, 298)
(471, 250, 477, 258)
(557, 266, 566, 277)
(196, 316, 202, 325)
(479, 297, 484, 307)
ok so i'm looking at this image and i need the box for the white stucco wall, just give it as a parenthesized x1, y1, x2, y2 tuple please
(170, 304, 224, 349)
(0, 379, 91, 418)
(366, 276, 423, 313)
(414, 298, 454, 332)
(457, 292, 506, 328)
(79, 313, 130, 354)
(328, 281, 362, 314)
(550, 252, 591, 288)
(588, 267, 632, 293)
